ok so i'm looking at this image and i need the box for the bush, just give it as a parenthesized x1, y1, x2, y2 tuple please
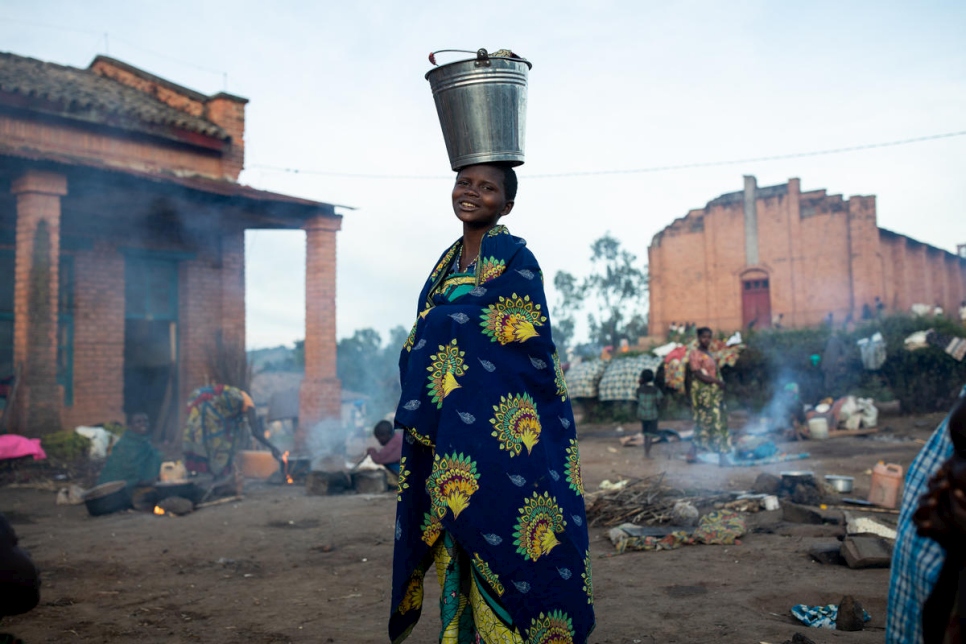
(724, 314, 966, 414)
(41, 431, 91, 461)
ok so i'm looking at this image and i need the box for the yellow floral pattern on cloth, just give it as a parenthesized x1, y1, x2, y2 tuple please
(472, 553, 505, 596)
(581, 550, 594, 604)
(397, 574, 424, 615)
(427, 339, 468, 409)
(479, 256, 507, 284)
(469, 579, 523, 644)
(480, 294, 547, 345)
(513, 492, 566, 562)
(527, 610, 576, 644)
(396, 456, 410, 502)
(404, 320, 418, 352)
(430, 244, 460, 283)
(552, 352, 568, 401)
(564, 439, 584, 496)
(406, 426, 434, 448)
(490, 392, 542, 457)
(431, 533, 524, 644)
(428, 452, 481, 520)
(421, 513, 444, 547)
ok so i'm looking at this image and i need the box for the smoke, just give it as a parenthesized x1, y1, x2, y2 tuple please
(304, 416, 363, 472)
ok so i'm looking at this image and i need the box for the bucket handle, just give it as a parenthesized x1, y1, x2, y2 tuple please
(429, 48, 494, 68)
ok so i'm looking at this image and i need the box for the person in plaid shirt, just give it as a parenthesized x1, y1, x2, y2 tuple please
(887, 385, 964, 643)
(636, 369, 663, 458)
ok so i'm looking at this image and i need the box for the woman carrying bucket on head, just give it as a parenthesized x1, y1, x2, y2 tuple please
(388, 50, 595, 644)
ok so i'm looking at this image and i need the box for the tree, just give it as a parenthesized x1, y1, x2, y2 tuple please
(553, 234, 648, 349)
(336, 326, 407, 418)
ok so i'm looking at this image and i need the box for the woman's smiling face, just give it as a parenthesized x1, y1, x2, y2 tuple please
(452, 164, 514, 229)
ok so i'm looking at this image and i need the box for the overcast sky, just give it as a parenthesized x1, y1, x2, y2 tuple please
(3, 1, 965, 349)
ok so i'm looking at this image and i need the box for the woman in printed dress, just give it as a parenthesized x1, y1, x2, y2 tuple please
(388, 164, 595, 644)
(687, 326, 730, 466)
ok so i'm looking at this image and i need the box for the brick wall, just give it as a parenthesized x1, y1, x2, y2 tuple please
(179, 246, 223, 410)
(648, 177, 966, 338)
(205, 95, 247, 180)
(62, 240, 125, 428)
(0, 115, 225, 181)
(220, 230, 246, 351)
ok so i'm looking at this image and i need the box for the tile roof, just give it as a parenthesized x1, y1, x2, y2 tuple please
(0, 51, 228, 141)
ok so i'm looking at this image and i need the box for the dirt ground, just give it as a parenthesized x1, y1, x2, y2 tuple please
(0, 411, 948, 644)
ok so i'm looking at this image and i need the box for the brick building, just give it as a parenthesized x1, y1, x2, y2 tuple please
(648, 176, 966, 337)
(0, 52, 342, 445)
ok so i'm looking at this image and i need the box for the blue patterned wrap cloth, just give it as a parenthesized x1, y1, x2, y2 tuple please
(389, 226, 595, 643)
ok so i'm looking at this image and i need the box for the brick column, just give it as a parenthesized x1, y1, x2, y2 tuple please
(298, 215, 342, 452)
(221, 229, 246, 352)
(646, 242, 663, 338)
(847, 195, 881, 321)
(11, 170, 67, 436)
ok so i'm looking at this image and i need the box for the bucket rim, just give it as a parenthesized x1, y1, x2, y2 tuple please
(425, 55, 532, 80)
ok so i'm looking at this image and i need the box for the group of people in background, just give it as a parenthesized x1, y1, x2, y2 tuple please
(637, 326, 729, 465)
(667, 321, 697, 337)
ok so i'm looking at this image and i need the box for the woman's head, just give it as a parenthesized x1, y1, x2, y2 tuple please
(696, 326, 712, 348)
(452, 163, 516, 229)
(639, 369, 654, 385)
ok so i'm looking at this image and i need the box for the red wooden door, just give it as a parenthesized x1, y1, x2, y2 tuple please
(742, 278, 771, 329)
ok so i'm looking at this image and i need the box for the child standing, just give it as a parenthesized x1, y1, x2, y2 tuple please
(637, 369, 663, 458)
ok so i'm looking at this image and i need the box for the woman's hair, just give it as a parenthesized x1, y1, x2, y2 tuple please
(495, 163, 518, 201)
(639, 369, 654, 384)
(696, 326, 712, 337)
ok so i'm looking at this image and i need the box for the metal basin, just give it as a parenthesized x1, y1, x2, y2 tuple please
(825, 475, 854, 494)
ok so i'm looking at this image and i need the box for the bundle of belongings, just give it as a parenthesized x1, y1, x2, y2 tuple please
(607, 510, 745, 554)
(904, 328, 966, 361)
(857, 332, 887, 370)
(663, 339, 742, 393)
(806, 396, 878, 431)
(564, 359, 608, 399)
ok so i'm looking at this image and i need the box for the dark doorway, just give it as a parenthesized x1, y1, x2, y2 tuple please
(124, 256, 179, 442)
(741, 275, 771, 330)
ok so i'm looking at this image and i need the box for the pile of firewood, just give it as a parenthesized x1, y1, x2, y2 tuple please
(584, 474, 733, 528)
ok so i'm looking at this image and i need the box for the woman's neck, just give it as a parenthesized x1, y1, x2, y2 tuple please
(460, 225, 495, 271)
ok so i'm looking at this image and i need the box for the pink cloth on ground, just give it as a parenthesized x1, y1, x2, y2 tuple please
(0, 435, 47, 461)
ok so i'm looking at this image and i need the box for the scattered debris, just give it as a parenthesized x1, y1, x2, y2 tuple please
(808, 543, 845, 566)
(836, 595, 866, 631)
(55, 485, 85, 506)
(306, 471, 352, 496)
(841, 535, 892, 569)
(781, 633, 817, 644)
(585, 474, 734, 528)
(845, 512, 897, 540)
(790, 601, 871, 629)
(781, 502, 824, 525)
(752, 473, 781, 495)
(157, 496, 194, 516)
(598, 479, 630, 491)
(671, 501, 699, 526)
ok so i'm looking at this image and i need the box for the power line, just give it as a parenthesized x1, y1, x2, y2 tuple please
(249, 129, 966, 180)
(0, 17, 229, 82)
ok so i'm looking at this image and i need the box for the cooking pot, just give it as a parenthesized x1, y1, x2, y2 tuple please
(825, 475, 854, 493)
(155, 481, 201, 504)
(83, 481, 131, 516)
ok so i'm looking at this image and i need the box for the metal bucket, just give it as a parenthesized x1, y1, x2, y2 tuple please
(426, 49, 531, 171)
